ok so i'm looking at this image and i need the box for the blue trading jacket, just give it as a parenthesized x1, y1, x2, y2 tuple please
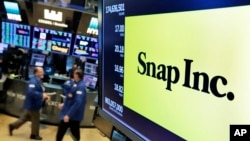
(62, 79, 74, 96)
(60, 80, 87, 121)
(23, 76, 44, 111)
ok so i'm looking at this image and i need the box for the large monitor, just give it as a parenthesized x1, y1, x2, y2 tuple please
(32, 27, 72, 55)
(3, 1, 22, 22)
(1, 21, 31, 48)
(72, 35, 98, 59)
(100, 0, 250, 141)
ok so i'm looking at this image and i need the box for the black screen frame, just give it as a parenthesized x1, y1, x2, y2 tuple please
(98, 0, 250, 141)
(97, 0, 144, 140)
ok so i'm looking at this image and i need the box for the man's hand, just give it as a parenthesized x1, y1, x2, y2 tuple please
(45, 96, 51, 101)
(64, 115, 70, 123)
(43, 93, 48, 100)
(58, 103, 64, 110)
(68, 93, 73, 98)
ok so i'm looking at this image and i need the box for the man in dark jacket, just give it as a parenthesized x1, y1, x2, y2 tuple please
(56, 69, 87, 141)
(8, 67, 50, 140)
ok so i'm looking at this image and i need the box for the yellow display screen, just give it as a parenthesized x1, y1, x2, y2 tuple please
(124, 5, 250, 141)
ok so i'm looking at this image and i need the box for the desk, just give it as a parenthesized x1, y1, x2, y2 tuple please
(40, 83, 63, 124)
(49, 75, 69, 84)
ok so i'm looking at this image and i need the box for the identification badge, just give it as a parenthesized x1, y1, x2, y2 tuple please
(29, 84, 35, 88)
(76, 91, 82, 95)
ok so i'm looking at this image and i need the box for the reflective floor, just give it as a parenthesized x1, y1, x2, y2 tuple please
(0, 113, 110, 141)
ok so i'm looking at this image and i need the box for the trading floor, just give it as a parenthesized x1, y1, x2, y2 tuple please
(0, 114, 110, 141)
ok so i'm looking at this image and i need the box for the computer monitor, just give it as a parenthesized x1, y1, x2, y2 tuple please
(30, 53, 45, 67)
(28, 66, 35, 78)
(84, 62, 98, 76)
(0, 43, 8, 54)
(83, 74, 98, 90)
(44, 65, 55, 75)
(111, 129, 127, 141)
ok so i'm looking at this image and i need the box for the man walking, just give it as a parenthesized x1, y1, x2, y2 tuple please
(56, 69, 87, 141)
(9, 67, 49, 140)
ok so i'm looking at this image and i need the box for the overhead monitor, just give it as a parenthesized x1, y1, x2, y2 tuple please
(1, 21, 31, 48)
(3, 1, 22, 22)
(32, 27, 72, 55)
(72, 34, 98, 59)
(100, 0, 250, 141)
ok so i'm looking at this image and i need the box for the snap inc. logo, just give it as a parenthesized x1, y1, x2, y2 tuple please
(137, 52, 235, 101)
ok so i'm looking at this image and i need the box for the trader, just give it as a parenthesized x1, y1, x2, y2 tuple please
(8, 67, 50, 140)
(56, 69, 87, 141)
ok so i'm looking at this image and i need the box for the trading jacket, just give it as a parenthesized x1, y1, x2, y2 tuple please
(24, 76, 44, 111)
(60, 79, 87, 121)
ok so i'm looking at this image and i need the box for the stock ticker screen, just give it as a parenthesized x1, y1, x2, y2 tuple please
(32, 27, 72, 55)
(1, 21, 31, 48)
(72, 34, 98, 58)
(101, 0, 250, 141)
